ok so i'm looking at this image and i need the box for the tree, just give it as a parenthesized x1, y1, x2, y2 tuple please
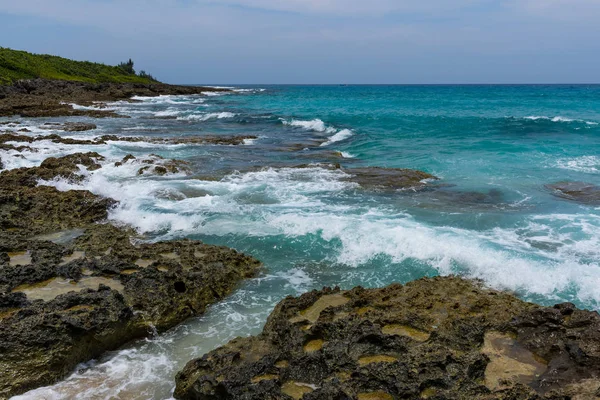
(118, 59, 135, 74)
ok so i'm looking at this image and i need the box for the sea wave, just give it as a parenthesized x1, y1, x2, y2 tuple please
(522, 115, 598, 125)
(281, 118, 336, 133)
(281, 118, 354, 145)
(555, 155, 600, 174)
(35, 158, 600, 308)
(179, 112, 237, 121)
(320, 129, 354, 146)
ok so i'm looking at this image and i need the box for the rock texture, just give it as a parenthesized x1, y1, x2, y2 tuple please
(0, 154, 262, 399)
(175, 276, 600, 400)
(0, 78, 229, 118)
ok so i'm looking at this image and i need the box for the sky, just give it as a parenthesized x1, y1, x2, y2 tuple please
(0, 0, 598, 84)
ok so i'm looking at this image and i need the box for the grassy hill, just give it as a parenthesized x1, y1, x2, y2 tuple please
(0, 47, 159, 85)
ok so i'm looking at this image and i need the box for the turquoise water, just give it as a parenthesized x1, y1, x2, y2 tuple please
(9, 85, 600, 399)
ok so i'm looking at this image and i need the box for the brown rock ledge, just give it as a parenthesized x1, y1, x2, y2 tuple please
(0, 153, 261, 398)
(175, 276, 600, 400)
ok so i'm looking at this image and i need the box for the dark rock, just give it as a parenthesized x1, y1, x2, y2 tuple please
(546, 181, 600, 204)
(342, 167, 437, 191)
(0, 154, 262, 398)
(175, 277, 600, 400)
(0, 152, 104, 187)
(0, 79, 231, 118)
(0, 185, 114, 236)
(0, 223, 261, 398)
(62, 122, 97, 132)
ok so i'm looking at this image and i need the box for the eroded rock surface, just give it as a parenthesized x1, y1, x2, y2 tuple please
(175, 277, 600, 400)
(0, 155, 262, 398)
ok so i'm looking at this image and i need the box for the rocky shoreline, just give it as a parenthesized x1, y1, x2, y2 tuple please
(175, 276, 600, 400)
(0, 151, 261, 398)
(0, 79, 229, 118)
(1, 81, 599, 400)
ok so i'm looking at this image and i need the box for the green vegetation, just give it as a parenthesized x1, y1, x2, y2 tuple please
(0, 47, 160, 85)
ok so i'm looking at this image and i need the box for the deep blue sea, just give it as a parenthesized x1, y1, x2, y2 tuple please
(8, 85, 600, 399)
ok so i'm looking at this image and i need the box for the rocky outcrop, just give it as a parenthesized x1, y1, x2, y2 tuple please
(0, 79, 230, 118)
(342, 167, 437, 191)
(0, 131, 258, 147)
(546, 181, 600, 205)
(175, 276, 600, 400)
(0, 224, 261, 398)
(0, 154, 262, 398)
(41, 122, 97, 132)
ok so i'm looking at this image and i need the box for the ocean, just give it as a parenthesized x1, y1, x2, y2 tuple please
(8, 84, 600, 399)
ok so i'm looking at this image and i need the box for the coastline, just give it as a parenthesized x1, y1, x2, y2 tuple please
(0, 79, 229, 118)
(0, 82, 599, 399)
(0, 79, 259, 398)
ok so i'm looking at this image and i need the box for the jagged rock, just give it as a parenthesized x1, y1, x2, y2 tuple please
(0, 224, 260, 398)
(133, 154, 191, 176)
(175, 276, 600, 400)
(42, 122, 97, 132)
(0, 152, 104, 187)
(0, 154, 262, 398)
(0, 186, 114, 236)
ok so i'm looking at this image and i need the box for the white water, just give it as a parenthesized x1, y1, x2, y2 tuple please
(5, 91, 600, 399)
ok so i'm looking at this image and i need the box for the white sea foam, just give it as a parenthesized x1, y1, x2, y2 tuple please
(205, 86, 265, 93)
(0, 139, 103, 170)
(281, 118, 336, 133)
(555, 155, 600, 174)
(281, 118, 353, 145)
(523, 115, 598, 125)
(340, 151, 355, 158)
(179, 112, 236, 121)
(122, 126, 161, 131)
(68, 103, 116, 111)
(202, 91, 227, 97)
(320, 129, 354, 146)
(154, 107, 181, 116)
(16, 145, 600, 399)
(35, 156, 600, 307)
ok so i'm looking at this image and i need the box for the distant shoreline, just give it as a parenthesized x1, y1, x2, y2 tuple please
(0, 78, 229, 118)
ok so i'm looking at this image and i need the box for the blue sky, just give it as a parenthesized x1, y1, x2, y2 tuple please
(0, 0, 598, 84)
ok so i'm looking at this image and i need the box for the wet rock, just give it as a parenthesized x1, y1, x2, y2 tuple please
(342, 167, 437, 191)
(0, 151, 104, 187)
(42, 122, 97, 132)
(0, 222, 261, 398)
(100, 134, 258, 146)
(175, 276, 600, 400)
(546, 181, 600, 204)
(132, 154, 191, 176)
(0, 153, 262, 398)
(0, 186, 114, 236)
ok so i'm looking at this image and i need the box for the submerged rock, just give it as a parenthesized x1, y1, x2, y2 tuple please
(175, 276, 600, 400)
(342, 167, 437, 191)
(546, 181, 600, 204)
